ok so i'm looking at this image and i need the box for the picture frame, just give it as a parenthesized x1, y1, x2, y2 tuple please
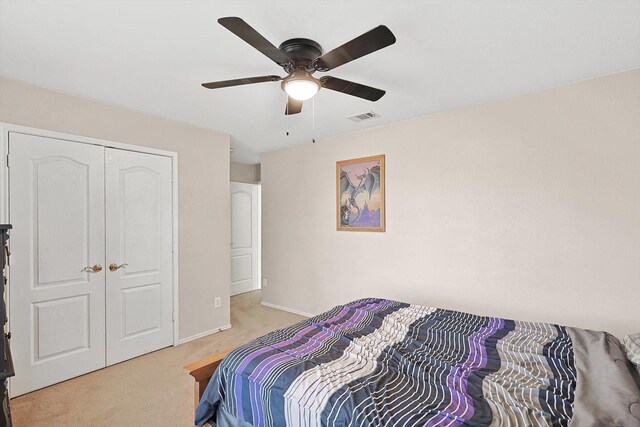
(336, 154, 385, 232)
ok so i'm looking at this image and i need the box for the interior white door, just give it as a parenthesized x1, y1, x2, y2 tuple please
(230, 182, 259, 296)
(105, 148, 173, 365)
(8, 132, 106, 396)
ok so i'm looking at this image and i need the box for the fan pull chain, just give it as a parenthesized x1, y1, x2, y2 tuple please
(312, 96, 316, 143)
(285, 93, 289, 136)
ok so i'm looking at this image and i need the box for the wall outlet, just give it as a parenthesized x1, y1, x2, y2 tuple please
(214, 297, 221, 308)
(262, 277, 268, 288)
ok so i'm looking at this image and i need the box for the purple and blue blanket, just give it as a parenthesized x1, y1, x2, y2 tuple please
(196, 298, 640, 427)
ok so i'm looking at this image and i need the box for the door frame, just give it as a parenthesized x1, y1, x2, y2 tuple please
(0, 123, 180, 347)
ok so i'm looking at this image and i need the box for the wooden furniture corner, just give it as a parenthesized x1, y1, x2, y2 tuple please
(184, 348, 233, 426)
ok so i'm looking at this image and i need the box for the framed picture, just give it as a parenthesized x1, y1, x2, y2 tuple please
(336, 154, 385, 232)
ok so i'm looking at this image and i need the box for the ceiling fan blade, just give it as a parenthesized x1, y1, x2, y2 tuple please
(314, 25, 396, 71)
(285, 97, 302, 115)
(218, 17, 292, 67)
(202, 75, 281, 89)
(320, 77, 386, 101)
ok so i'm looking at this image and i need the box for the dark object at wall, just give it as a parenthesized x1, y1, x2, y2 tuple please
(0, 224, 13, 427)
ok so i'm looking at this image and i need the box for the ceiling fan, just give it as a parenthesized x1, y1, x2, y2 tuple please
(202, 17, 396, 115)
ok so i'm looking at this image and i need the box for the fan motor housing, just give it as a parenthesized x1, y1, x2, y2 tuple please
(279, 38, 323, 67)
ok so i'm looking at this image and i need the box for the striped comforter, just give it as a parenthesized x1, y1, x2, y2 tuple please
(195, 298, 640, 427)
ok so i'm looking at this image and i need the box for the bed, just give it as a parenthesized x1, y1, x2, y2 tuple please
(186, 298, 640, 426)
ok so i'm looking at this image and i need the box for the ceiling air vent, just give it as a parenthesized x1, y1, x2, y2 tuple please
(347, 111, 380, 123)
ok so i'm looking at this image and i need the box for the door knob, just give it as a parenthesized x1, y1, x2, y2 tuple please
(109, 263, 128, 272)
(82, 264, 102, 273)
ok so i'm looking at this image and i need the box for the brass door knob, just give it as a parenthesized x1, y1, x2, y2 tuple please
(82, 264, 102, 273)
(109, 263, 128, 272)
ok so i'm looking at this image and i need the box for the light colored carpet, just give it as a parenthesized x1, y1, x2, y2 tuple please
(10, 290, 304, 426)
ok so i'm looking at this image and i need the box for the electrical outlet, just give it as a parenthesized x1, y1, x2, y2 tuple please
(262, 278, 268, 288)
(214, 297, 221, 308)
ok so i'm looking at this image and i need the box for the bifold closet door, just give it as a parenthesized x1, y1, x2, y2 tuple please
(105, 148, 173, 365)
(8, 133, 106, 397)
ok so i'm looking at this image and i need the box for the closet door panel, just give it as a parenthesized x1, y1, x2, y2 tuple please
(105, 148, 173, 365)
(8, 132, 106, 396)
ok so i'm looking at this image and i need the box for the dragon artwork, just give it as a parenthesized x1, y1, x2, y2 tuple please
(339, 165, 381, 227)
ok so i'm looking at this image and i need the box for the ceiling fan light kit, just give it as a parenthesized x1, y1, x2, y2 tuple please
(203, 17, 396, 115)
(282, 71, 320, 101)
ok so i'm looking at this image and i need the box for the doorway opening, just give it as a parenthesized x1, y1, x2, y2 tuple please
(230, 182, 261, 297)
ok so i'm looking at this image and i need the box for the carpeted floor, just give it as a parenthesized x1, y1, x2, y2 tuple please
(10, 290, 304, 426)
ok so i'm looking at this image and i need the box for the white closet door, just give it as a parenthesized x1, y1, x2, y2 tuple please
(230, 182, 259, 296)
(8, 133, 106, 396)
(105, 148, 173, 365)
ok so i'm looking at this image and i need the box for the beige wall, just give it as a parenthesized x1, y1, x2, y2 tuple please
(230, 162, 261, 183)
(262, 69, 640, 339)
(0, 77, 231, 341)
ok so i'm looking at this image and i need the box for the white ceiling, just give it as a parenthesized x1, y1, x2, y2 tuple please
(1, 1, 639, 163)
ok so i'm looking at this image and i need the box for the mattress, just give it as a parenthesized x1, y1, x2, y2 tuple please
(196, 298, 640, 426)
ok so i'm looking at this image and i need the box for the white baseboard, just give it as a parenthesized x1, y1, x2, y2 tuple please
(261, 301, 314, 318)
(177, 324, 232, 345)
